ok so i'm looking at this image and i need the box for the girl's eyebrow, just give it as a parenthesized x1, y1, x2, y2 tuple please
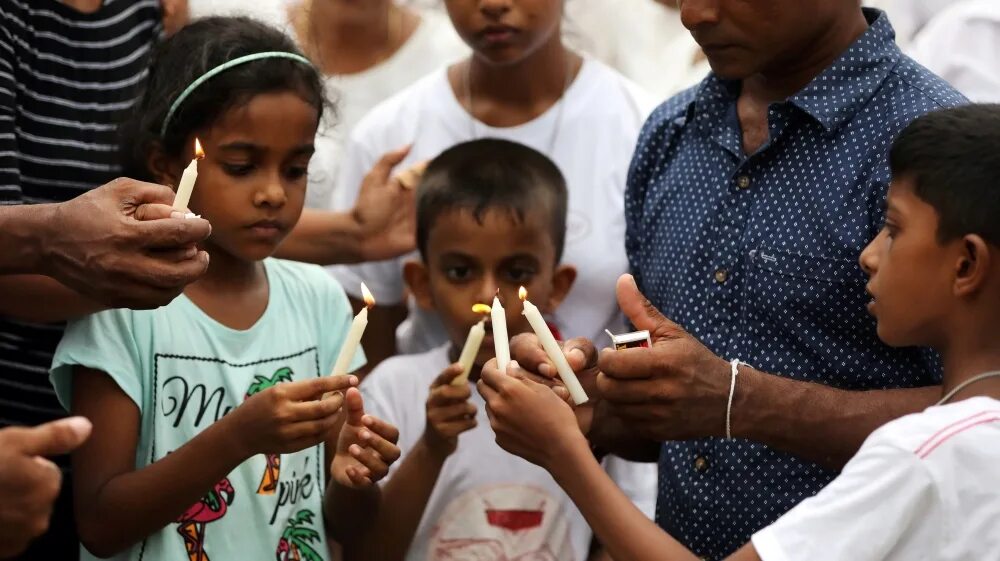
(217, 141, 258, 152)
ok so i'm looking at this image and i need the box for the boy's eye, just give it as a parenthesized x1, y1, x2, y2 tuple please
(444, 266, 473, 282)
(222, 162, 254, 176)
(505, 266, 536, 284)
(284, 166, 308, 181)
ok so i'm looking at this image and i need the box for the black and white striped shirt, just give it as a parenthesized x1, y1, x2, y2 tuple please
(0, 0, 161, 429)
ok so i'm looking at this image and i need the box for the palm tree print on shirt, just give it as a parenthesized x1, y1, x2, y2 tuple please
(245, 367, 295, 495)
(276, 510, 324, 561)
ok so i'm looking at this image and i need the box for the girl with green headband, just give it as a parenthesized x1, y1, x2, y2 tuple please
(51, 17, 401, 561)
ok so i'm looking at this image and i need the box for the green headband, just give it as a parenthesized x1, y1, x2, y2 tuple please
(159, 51, 313, 138)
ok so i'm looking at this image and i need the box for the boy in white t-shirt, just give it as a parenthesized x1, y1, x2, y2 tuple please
(340, 139, 647, 561)
(477, 105, 1000, 560)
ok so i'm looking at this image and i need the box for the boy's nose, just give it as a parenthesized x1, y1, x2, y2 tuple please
(254, 179, 286, 208)
(859, 230, 884, 276)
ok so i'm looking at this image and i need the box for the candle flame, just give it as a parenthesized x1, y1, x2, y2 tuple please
(194, 138, 205, 160)
(472, 303, 492, 315)
(518, 286, 527, 301)
(361, 283, 375, 308)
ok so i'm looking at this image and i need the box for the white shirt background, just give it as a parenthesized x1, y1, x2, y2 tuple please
(328, 59, 655, 354)
(752, 396, 1000, 561)
(908, 0, 1000, 103)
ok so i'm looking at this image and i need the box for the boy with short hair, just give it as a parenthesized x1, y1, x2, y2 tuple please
(476, 105, 1000, 561)
(342, 139, 653, 561)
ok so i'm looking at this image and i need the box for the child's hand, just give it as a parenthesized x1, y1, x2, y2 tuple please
(332, 388, 401, 488)
(421, 364, 478, 458)
(233, 375, 356, 457)
(477, 360, 589, 470)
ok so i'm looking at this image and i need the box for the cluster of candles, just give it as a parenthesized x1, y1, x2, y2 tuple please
(335, 285, 589, 405)
(173, 139, 588, 406)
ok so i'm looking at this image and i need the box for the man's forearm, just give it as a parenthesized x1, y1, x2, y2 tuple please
(277, 209, 365, 265)
(734, 367, 939, 469)
(0, 275, 105, 322)
(0, 204, 55, 274)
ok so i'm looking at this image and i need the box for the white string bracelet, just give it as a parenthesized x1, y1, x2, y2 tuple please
(726, 359, 748, 439)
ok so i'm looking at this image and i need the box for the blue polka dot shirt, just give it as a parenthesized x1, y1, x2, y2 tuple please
(624, 10, 966, 560)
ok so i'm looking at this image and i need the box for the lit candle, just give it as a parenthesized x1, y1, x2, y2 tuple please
(519, 286, 589, 405)
(331, 283, 375, 377)
(491, 292, 510, 373)
(453, 304, 491, 386)
(172, 138, 205, 212)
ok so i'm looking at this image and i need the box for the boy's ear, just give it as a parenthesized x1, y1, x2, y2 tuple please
(542, 264, 577, 313)
(146, 142, 180, 188)
(403, 259, 435, 311)
(955, 234, 992, 298)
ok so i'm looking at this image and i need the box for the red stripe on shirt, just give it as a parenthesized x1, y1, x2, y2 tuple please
(917, 415, 1000, 459)
(914, 410, 1000, 456)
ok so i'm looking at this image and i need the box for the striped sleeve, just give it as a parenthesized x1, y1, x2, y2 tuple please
(0, 16, 22, 205)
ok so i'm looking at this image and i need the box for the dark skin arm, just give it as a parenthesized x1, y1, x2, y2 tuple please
(479, 363, 761, 561)
(71, 368, 354, 558)
(0, 275, 104, 323)
(344, 365, 477, 561)
(324, 388, 401, 545)
(511, 275, 938, 470)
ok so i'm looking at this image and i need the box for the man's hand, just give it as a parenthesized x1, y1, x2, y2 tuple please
(421, 364, 478, 458)
(351, 146, 417, 262)
(596, 274, 731, 441)
(0, 417, 92, 559)
(477, 360, 589, 470)
(332, 389, 401, 488)
(41, 177, 211, 309)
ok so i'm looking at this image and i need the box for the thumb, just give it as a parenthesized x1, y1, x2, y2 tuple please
(616, 274, 685, 340)
(343, 387, 366, 427)
(11, 417, 92, 457)
(369, 145, 412, 183)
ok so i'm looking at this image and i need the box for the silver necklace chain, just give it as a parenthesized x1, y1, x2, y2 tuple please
(464, 55, 575, 154)
(936, 370, 1000, 405)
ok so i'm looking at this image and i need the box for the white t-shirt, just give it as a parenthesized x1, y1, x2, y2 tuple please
(361, 344, 657, 561)
(752, 396, 1000, 561)
(305, 10, 468, 209)
(329, 59, 655, 354)
(907, 0, 1000, 103)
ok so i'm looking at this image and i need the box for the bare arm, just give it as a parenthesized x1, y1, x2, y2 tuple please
(0, 275, 104, 323)
(275, 209, 368, 265)
(732, 369, 938, 469)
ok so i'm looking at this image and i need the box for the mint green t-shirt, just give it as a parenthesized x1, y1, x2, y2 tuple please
(51, 259, 365, 561)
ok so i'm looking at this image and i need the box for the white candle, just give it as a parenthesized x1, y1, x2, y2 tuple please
(172, 138, 204, 212)
(453, 319, 486, 386)
(331, 283, 374, 377)
(491, 294, 510, 373)
(520, 287, 589, 405)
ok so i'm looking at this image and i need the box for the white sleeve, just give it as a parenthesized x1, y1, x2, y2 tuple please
(601, 456, 658, 520)
(908, 11, 1000, 103)
(325, 129, 407, 304)
(751, 442, 942, 561)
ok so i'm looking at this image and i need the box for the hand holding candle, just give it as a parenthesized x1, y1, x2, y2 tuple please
(453, 303, 492, 386)
(519, 286, 589, 405)
(491, 291, 510, 373)
(172, 138, 205, 212)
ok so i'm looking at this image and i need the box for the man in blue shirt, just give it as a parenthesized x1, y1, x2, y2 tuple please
(506, 2, 965, 559)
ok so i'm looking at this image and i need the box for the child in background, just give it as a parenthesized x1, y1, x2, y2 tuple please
(477, 105, 1000, 560)
(49, 18, 400, 561)
(342, 139, 628, 561)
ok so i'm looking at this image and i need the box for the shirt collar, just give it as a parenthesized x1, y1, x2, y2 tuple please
(686, 8, 901, 134)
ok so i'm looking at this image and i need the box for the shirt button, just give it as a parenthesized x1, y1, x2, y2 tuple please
(714, 268, 728, 284)
(736, 175, 751, 189)
(693, 456, 709, 473)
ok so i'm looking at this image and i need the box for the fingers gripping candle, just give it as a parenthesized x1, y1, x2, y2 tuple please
(519, 287, 589, 405)
(453, 304, 492, 386)
(491, 291, 510, 373)
(172, 138, 205, 212)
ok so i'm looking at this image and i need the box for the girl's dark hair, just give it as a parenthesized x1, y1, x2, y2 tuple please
(121, 17, 328, 181)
